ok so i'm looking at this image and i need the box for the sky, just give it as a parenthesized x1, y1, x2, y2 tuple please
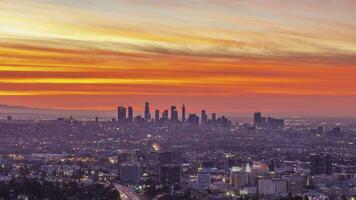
(0, 0, 356, 116)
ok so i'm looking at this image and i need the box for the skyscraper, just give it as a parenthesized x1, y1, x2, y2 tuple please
(155, 109, 160, 124)
(144, 102, 151, 122)
(182, 104, 186, 122)
(201, 110, 208, 124)
(117, 106, 126, 122)
(212, 113, 217, 122)
(159, 165, 182, 186)
(128, 106, 133, 123)
(254, 112, 262, 126)
(171, 106, 178, 122)
(188, 114, 199, 125)
(162, 110, 169, 122)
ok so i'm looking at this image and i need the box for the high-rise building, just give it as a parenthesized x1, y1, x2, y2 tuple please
(117, 106, 126, 122)
(182, 104, 186, 122)
(267, 117, 285, 128)
(201, 110, 208, 124)
(171, 106, 178, 122)
(212, 113, 217, 122)
(155, 109, 160, 124)
(128, 106, 133, 123)
(134, 115, 145, 124)
(162, 110, 169, 122)
(310, 154, 332, 175)
(159, 165, 182, 186)
(254, 112, 262, 126)
(188, 114, 199, 125)
(144, 102, 151, 122)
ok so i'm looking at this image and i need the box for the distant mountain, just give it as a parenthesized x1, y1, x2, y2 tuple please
(0, 104, 115, 120)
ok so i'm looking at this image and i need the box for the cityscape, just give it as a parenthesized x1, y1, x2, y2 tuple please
(1, 0, 356, 200)
(1, 102, 356, 199)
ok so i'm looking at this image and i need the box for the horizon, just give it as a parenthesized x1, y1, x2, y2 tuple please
(1, 103, 356, 120)
(1, 0, 356, 115)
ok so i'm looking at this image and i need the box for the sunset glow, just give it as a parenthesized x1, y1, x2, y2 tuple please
(1, 0, 356, 115)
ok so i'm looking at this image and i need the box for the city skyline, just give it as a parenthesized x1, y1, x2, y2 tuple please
(1, 2, 356, 199)
(1, 0, 356, 116)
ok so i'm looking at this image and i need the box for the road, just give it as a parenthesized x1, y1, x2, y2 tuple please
(115, 184, 141, 200)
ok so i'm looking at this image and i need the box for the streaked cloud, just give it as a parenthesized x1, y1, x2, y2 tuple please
(0, 0, 356, 115)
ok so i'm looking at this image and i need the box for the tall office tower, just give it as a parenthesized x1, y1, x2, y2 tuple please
(254, 112, 262, 126)
(162, 110, 169, 122)
(310, 154, 332, 175)
(182, 104, 186, 122)
(212, 113, 217, 122)
(155, 109, 160, 124)
(144, 102, 151, 122)
(159, 165, 182, 186)
(128, 106, 133, 123)
(201, 110, 208, 124)
(171, 106, 178, 122)
(117, 106, 126, 122)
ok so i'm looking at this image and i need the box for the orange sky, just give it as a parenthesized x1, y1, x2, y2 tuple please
(0, 0, 356, 116)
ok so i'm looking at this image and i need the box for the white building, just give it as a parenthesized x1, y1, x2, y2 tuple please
(258, 178, 287, 195)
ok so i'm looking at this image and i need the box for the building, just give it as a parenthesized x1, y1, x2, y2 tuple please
(162, 110, 169, 122)
(224, 157, 242, 174)
(231, 171, 251, 189)
(310, 154, 332, 175)
(159, 165, 182, 186)
(201, 110, 208, 124)
(258, 178, 287, 195)
(155, 109, 160, 124)
(119, 164, 141, 184)
(144, 102, 151, 122)
(182, 104, 186, 122)
(254, 112, 262, 126)
(267, 117, 285, 128)
(188, 114, 199, 125)
(128, 106, 133, 123)
(159, 151, 182, 165)
(285, 175, 306, 195)
(197, 173, 211, 189)
(117, 107, 126, 122)
(212, 113, 216, 122)
(171, 106, 178, 122)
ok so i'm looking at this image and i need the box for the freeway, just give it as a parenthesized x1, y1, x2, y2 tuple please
(115, 184, 141, 200)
